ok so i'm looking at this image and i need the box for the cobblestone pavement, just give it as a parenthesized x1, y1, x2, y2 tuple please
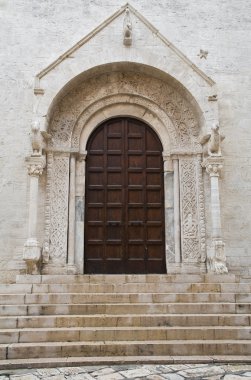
(1, 363, 251, 380)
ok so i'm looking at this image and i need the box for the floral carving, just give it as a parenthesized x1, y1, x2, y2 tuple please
(49, 72, 200, 151)
(179, 157, 200, 262)
(28, 164, 44, 176)
(49, 154, 70, 261)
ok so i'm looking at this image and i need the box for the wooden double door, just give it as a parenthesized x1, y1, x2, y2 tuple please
(84, 117, 166, 274)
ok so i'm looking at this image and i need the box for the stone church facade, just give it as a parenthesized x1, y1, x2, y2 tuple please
(1, 0, 251, 282)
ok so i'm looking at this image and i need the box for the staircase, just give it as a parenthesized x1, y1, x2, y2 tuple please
(0, 273, 251, 369)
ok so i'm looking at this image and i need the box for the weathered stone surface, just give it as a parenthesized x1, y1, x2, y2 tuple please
(35, 368, 61, 377)
(146, 375, 167, 380)
(161, 374, 184, 380)
(58, 367, 86, 375)
(67, 374, 94, 380)
(179, 365, 225, 378)
(91, 367, 115, 376)
(120, 367, 152, 378)
(9, 375, 39, 380)
(40, 376, 65, 380)
(96, 373, 124, 380)
(224, 376, 250, 380)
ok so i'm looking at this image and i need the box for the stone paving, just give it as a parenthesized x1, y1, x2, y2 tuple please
(1, 363, 251, 380)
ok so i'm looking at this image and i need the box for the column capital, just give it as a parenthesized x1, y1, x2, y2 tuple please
(202, 156, 224, 177)
(77, 151, 87, 162)
(162, 154, 173, 172)
(26, 155, 46, 177)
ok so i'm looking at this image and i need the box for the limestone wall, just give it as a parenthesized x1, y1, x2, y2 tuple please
(0, 0, 251, 281)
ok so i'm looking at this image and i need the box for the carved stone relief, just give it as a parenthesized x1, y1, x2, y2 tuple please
(49, 72, 201, 151)
(179, 156, 201, 262)
(49, 154, 70, 263)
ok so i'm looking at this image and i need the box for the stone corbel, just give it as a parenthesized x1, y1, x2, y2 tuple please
(202, 156, 228, 274)
(23, 155, 46, 274)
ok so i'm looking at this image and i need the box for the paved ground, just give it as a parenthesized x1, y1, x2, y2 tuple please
(1, 363, 251, 380)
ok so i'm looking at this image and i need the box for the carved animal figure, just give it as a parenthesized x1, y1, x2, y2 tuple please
(200, 123, 225, 156)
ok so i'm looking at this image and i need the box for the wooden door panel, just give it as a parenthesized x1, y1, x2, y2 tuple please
(128, 207, 144, 221)
(128, 244, 145, 259)
(128, 173, 144, 186)
(85, 117, 166, 274)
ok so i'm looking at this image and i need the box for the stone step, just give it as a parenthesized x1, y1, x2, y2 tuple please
(1, 302, 250, 316)
(1, 355, 251, 370)
(1, 340, 251, 359)
(1, 292, 251, 305)
(1, 326, 251, 344)
(0, 313, 250, 329)
(16, 273, 237, 284)
(29, 282, 251, 294)
(0, 284, 32, 294)
(22, 292, 244, 304)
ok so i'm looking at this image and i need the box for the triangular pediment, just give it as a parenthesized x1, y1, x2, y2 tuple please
(35, 3, 214, 86)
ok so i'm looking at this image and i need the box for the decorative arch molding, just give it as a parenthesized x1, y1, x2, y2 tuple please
(48, 70, 203, 154)
(76, 98, 173, 154)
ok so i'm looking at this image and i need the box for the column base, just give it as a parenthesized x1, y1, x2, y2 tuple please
(23, 239, 41, 275)
(67, 264, 77, 274)
(167, 262, 206, 274)
(207, 240, 228, 274)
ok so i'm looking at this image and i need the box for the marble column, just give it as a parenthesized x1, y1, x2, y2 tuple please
(23, 155, 46, 274)
(67, 154, 77, 274)
(203, 156, 228, 273)
(75, 152, 87, 274)
(163, 155, 175, 270)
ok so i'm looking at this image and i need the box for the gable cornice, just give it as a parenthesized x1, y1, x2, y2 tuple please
(35, 3, 215, 86)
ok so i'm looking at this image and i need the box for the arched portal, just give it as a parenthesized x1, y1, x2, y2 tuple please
(36, 64, 212, 275)
(84, 117, 166, 274)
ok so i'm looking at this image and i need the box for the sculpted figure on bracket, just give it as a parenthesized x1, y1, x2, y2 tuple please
(200, 123, 225, 157)
(123, 8, 132, 46)
(31, 120, 43, 156)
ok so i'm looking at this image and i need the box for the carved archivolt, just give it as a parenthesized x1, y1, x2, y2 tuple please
(49, 71, 201, 152)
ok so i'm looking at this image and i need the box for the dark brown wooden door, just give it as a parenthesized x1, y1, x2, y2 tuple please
(84, 117, 166, 274)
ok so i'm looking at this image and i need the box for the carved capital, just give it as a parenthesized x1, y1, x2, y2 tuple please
(202, 157, 224, 177)
(78, 151, 87, 162)
(26, 155, 46, 177)
(162, 154, 173, 172)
